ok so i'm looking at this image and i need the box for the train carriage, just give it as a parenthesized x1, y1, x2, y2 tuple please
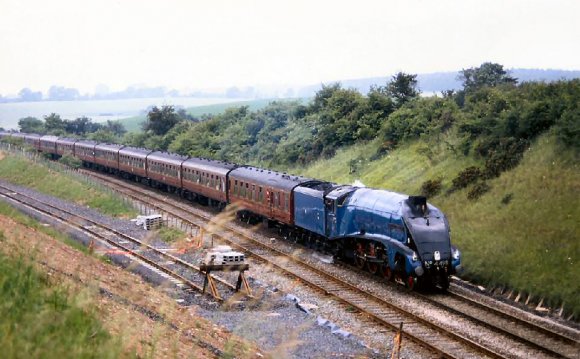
(0, 131, 11, 141)
(146, 152, 187, 190)
(74, 140, 97, 165)
(181, 158, 237, 205)
(94, 143, 124, 172)
(119, 147, 152, 179)
(24, 134, 42, 151)
(228, 166, 313, 225)
(56, 138, 78, 157)
(8, 133, 26, 142)
(39, 135, 59, 154)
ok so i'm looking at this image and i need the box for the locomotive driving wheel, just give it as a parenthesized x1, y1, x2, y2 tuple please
(407, 275, 416, 290)
(382, 265, 393, 281)
(354, 241, 366, 269)
(381, 256, 392, 281)
(366, 243, 379, 275)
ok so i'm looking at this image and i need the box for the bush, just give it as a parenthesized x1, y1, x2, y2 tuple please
(58, 154, 82, 169)
(501, 193, 514, 205)
(451, 166, 483, 191)
(554, 108, 579, 152)
(483, 138, 528, 178)
(467, 182, 491, 200)
(420, 178, 442, 198)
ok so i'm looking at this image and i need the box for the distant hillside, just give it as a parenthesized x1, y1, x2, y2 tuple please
(295, 69, 580, 97)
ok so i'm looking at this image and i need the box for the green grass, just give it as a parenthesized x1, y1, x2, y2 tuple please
(0, 201, 92, 255)
(155, 226, 185, 243)
(0, 251, 124, 359)
(296, 133, 479, 194)
(438, 135, 579, 313)
(294, 134, 580, 316)
(0, 153, 136, 218)
(120, 98, 277, 132)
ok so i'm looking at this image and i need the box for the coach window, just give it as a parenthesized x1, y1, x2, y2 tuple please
(274, 192, 279, 208)
(284, 192, 289, 211)
(259, 187, 263, 202)
(245, 183, 250, 199)
(251, 185, 256, 201)
(234, 180, 238, 195)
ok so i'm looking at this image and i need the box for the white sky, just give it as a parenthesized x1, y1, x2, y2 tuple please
(0, 0, 579, 95)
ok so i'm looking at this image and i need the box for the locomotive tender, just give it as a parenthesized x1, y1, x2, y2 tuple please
(0, 131, 462, 289)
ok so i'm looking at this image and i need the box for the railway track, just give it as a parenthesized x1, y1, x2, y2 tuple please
(7, 166, 574, 358)
(423, 288, 579, 358)
(0, 183, 244, 303)
(76, 170, 580, 359)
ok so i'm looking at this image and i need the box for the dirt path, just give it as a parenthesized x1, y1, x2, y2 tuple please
(0, 214, 263, 358)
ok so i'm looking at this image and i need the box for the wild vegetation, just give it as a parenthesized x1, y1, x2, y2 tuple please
(0, 254, 123, 359)
(0, 152, 136, 218)
(0, 203, 124, 359)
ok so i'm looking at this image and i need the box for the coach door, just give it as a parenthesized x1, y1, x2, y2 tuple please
(265, 187, 274, 219)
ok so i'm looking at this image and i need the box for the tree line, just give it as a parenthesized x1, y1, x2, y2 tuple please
(11, 63, 579, 176)
(125, 63, 577, 171)
(16, 114, 127, 143)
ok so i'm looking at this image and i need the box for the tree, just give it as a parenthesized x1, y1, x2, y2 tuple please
(142, 105, 180, 136)
(310, 83, 342, 112)
(65, 116, 100, 135)
(386, 72, 420, 108)
(18, 117, 45, 133)
(18, 88, 42, 102)
(88, 129, 117, 143)
(44, 113, 66, 134)
(459, 62, 517, 92)
(104, 120, 126, 137)
(48, 86, 80, 101)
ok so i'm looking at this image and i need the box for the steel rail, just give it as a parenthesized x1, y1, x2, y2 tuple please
(81, 170, 511, 359)
(87, 170, 580, 358)
(0, 185, 241, 301)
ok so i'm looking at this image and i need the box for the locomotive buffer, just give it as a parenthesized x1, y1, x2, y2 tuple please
(200, 246, 251, 299)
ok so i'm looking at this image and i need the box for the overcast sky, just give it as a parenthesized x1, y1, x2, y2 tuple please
(1, 0, 579, 95)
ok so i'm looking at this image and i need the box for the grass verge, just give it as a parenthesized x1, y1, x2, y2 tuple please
(0, 250, 123, 359)
(0, 151, 136, 218)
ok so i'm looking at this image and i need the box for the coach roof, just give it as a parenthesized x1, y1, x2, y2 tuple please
(56, 137, 78, 144)
(147, 151, 188, 166)
(95, 143, 124, 151)
(75, 140, 98, 148)
(183, 157, 237, 175)
(230, 166, 314, 191)
(119, 146, 153, 158)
